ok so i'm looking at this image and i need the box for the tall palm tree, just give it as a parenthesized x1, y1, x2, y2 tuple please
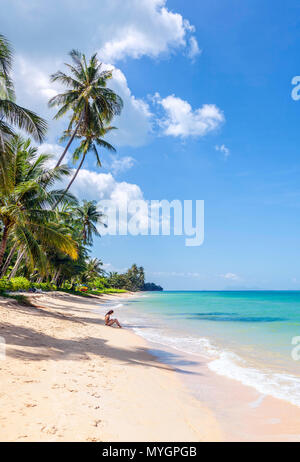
(74, 200, 106, 246)
(0, 136, 78, 276)
(54, 124, 116, 207)
(0, 34, 47, 143)
(49, 50, 123, 167)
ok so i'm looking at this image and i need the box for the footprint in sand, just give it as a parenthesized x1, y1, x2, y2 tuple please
(41, 425, 58, 435)
(93, 419, 101, 427)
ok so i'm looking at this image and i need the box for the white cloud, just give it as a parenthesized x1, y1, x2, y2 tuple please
(216, 144, 230, 159)
(101, 65, 153, 147)
(98, 0, 199, 63)
(109, 155, 135, 174)
(220, 273, 240, 281)
(156, 94, 224, 137)
(68, 168, 161, 235)
(187, 37, 202, 61)
(37, 143, 71, 168)
(3, 0, 200, 63)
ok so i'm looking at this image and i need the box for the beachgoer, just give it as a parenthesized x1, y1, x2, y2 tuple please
(105, 309, 122, 328)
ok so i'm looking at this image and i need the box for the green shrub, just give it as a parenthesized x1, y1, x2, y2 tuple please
(33, 282, 56, 291)
(10, 277, 31, 291)
(89, 277, 110, 289)
(0, 278, 12, 292)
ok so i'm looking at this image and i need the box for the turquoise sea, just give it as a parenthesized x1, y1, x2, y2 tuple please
(109, 291, 300, 407)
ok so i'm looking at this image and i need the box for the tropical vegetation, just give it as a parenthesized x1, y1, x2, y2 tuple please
(0, 34, 162, 300)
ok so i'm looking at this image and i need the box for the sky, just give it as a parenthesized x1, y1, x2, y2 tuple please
(2, 0, 300, 289)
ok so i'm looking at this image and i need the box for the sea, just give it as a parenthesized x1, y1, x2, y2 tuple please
(102, 291, 300, 408)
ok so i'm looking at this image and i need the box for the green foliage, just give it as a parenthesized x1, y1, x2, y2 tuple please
(0, 37, 163, 296)
(59, 288, 93, 298)
(0, 278, 12, 292)
(87, 276, 110, 290)
(0, 34, 47, 142)
(33, 282, 57, 291)
(10, 276, 31, 291)
(107, 264, 145, 291)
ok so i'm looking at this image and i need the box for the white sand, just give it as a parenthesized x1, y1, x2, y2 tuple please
(0, 292, 223, 442)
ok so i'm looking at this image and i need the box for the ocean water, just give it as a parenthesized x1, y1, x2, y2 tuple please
(105, 291, 300, 407)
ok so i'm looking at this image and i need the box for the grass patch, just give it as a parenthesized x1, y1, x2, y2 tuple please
(59, 288, 94, 298)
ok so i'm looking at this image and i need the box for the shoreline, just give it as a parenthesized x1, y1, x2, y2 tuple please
(119, 293, 300, 442)
(0, 291, 223, 442)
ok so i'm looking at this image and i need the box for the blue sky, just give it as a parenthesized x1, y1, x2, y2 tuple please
(3, 0, 300, 289)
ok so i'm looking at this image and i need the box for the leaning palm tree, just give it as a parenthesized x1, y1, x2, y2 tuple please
(49, 50, 123, 167)
(0, 34, 47, 143)
(54, 124, 116, 207)
(0, 136, 78, 277)
(74, 200, 106, 246)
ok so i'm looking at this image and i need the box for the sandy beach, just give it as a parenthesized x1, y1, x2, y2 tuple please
(0, 292, 223, 442)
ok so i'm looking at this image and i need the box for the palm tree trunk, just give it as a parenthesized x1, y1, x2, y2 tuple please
(0, 242, 17, 277)
(52, 266, 61, 285)
(55, 112, 84, 167)
(0, 225, 9, 268)
(54, 152, 87, 208)
(8, 249, 25, 279)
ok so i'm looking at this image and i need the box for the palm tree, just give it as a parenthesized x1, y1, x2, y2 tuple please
(74, 200, 106, 246)
(49, 50, 123, 167)
(0, 34, 47, 143)
(0, 136, 78, 276)
(81, 257, 104, 283)
(54, 124, 116, 207)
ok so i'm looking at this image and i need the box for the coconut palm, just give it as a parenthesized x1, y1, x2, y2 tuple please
(0, 136, 78, 276)
(74, 200, 106, 246)
(49, 50, 123, 167)
(0, 34, 47, 143)
(54, 124, 116, 207)
(81, 257, 104, 283)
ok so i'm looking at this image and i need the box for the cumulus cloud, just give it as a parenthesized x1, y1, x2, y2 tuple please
(101, 65, 153, 147)
(6, 1, 205, 147)
(155, 94, 224, 138)
(68, 168, 167, 235)
(216, 144, 230, 159)
(2, 0, 200, 63)
(98, 0, 199, 63)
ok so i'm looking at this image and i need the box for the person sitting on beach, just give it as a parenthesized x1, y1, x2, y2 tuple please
(105, 310, 122, 328)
